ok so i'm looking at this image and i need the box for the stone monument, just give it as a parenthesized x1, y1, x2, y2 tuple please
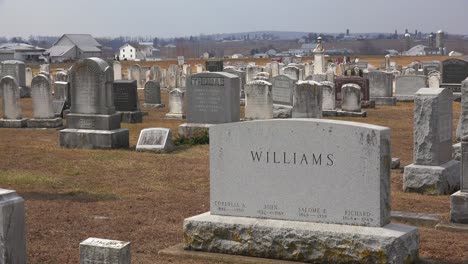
(80, 238, 130, 264)
(183, 119, 419, 263)
(136, 128, 174, 153)
(403, 88, 460, 194)
(0, 76, 27, 128)
(113, 80, 143, 123)
(59, 58, 129, 149)
(27, 74, 63, 128)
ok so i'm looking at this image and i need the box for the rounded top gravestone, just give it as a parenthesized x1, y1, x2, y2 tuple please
(69, 58, 115, 115)
(1, 76, 22, 119)
(31, 74, 54, 119)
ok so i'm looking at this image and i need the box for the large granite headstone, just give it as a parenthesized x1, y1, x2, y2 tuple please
(442, 59, 468, 85)
(27, 74, 63, 128)
(59, 58, 129, 149)
(403, 88, 460, 194)
(183, 119, 419, 263)
(205, 60, 224, 72)
(186, 72, 240, 124)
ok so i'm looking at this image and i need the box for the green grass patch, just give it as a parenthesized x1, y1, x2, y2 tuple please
(0, 170, 62, 188)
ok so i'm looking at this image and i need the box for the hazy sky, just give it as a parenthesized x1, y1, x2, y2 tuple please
(0, 0, 467, 38)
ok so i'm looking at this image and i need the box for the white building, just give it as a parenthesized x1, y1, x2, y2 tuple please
(119, 42, 155, 61)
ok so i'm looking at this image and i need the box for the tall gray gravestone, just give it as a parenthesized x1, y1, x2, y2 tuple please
(180, 72, 240, 138)
(183, 119, 419, 263)
(224, 67, 246, 103)
(245, 80, 273, 120)
(27, 74, 63, 128)
(364, 71, 396, 106)
(451, 78, 468, 224)
(272, 75, 295, 118)
(143, 80, 164, 108)
(292, 80, 323, 118)
(0, 76, 27, 128)
(113, 61, 122, 80)
(59, 58, 129, 149)
(0, 189, 27, 264)
(128, 64, 143, 88)
(403, 88, 460, 194)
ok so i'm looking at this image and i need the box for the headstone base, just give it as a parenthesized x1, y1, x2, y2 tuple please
(27, 118, 63, 128)
(395, 95, 415, 102)
(371, 97, 397, 106)
(403, 160, 460, 195)
(361, 100, 376, 108)
(118, 111, 143, 124)
(273, 104, 292, 118)
(453, 142, 461, 161)
(80, 237, 131, 264)
(0, 118, 28, 128)
(0, 190, 26, 264)
(143, 103, 165, 108)
(59, 128, 129, 149)
(323, 110, 367, 118)
(67, 113, 121, 130)
(183, 212, 419, 264)
(450, 191, 468, 224)
(165, 113, 185, 120)
(178, 123, 213, 139)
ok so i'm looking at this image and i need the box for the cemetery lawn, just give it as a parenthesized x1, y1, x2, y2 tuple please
(0, 92, 467, 263)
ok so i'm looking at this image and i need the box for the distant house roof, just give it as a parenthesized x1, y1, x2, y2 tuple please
(0, 43, 46, 52)
(52, 34, 101, 53)
(47, 45, 75, 57)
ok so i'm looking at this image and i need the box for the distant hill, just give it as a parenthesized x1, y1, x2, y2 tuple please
(214, 31, 312, 40)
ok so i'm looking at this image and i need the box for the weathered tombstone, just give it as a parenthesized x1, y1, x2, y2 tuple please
(292, 81, 323, 118)
(152, 65, 163, 83)
(422, 61, 441, 76)
(270, 61, 280, 77)
(113, 80, 142, 123)
(451, 78, 468, 223)
(321, 81, 336, 110)
(113, 61, 122, 80)
(245, 80, 273, 120)
(341, 83, 362, 112)
(178, 74, 187, 89)
(282, 66, 300, 80)
(59, 58, 129, 149)
(40, 64, 50, 74)
(143, 80, 164, 108)
(167, 64, 178, 89)
(25, 67, 33, 88)
(128, 64, 143, 88)
(183, 119, 419, 263)
(80, 238, 130, 264)
(363, 71, 396, 106)
(395, 75, 428, 101)
(165, 89, 185, 119)
(27, 74, 63, 128)
(428, 71, 441, 88)
(0, 60, 28, 97)
(403, 88, 460, 194)
(136, 128, 174, 153)
(0, 76, 27, 127)
(205, 60, 224, 72)
(334, 76, 370, 106)
(0, 189, 27, 264)
(272, 75, 295, 106)
(224, 67, 246, 102)
(246, 65, 261, 84)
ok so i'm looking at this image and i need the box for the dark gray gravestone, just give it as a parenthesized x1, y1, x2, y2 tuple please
(113, 80, 138, 112)
(187, 72, 240, 124)
(144, 80, 163, 107)
(205, 60, 224, 72)
(442, 59, 468, 84)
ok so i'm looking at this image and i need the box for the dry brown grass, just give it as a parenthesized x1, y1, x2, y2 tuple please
(0, 91, 467, 263)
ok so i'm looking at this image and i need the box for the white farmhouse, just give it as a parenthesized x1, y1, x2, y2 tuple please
(119, 42, 155, 61)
